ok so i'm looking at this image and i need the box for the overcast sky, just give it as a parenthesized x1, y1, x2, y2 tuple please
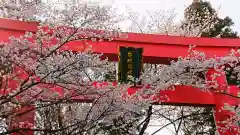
(89, 0, 238, 134)
(99, 0, 239, 134)
(96, 0, 240, 32)
(110, 0, 238, 134)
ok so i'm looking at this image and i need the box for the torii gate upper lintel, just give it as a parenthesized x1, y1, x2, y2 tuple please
(0, 18, 239, 135)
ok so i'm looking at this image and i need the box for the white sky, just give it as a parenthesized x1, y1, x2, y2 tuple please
(96, 0, 238, 134)
(99, 0, 238, 134)
(95, 0, 240, 33)
(89, 0, 238, 134)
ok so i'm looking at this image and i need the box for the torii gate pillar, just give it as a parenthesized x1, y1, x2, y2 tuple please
(8, 68, 240, 135)
(206, 69, 239, 135)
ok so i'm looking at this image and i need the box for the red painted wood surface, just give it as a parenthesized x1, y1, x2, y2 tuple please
(205, 69, 239, 135)
(1, 18, 240, 64)
(127, 85, 215, 106)
(0, 18, 239, 135)
(214, 86, 239, 135)
(9, 106, 35, 135)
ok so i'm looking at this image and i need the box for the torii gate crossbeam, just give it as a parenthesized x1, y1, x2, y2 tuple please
(0, 18, 239, 135)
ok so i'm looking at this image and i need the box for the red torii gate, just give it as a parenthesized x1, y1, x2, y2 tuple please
(0, 18, 239, 135)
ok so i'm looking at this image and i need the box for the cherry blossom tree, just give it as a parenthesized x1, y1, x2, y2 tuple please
(127, 6, 217, 37)
(0, 0, 42, 20)
(0, 0, 239, 135)
(0, 0, 154, 135)
(126, 5, 239, 135)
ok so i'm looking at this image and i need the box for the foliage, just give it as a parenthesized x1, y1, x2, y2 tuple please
(0, 0, 239, 135)
(182, 1, 239, 134)
(0, 1, 152, 134)
(127, 1, 239, 134)
(0, 0, 42, 21)
(184, 0, 238, 38)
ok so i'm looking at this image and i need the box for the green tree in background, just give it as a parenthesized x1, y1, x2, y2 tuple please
(182, 0, 238, 135)
(184, 0, 238, 38)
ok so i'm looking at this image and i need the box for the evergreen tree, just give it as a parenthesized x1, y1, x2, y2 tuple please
(182, 0, 238, 134)
(184, 0, 238, 38)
